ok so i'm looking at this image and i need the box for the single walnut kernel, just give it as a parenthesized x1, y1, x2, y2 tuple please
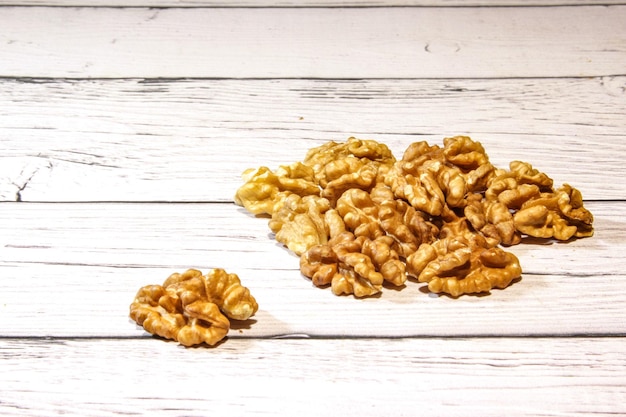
(130, 268, 258, 346)
(320, 158, 381, 205)
(268, 194, 331, 255)
(443, 135, 490, 170)
(234, 162, 320, 215)
(236, 135, 593, 297)
(514, 184, 594, 240)
(407, 219, 522, 297)
(302, 137, 396, 180)
(300, 231, 401, 297)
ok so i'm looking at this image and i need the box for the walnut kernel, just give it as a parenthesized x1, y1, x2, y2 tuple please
(130, 268, 258, 346)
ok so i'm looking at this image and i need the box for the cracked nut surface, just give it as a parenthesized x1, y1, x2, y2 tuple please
(130, 268, 258, 346)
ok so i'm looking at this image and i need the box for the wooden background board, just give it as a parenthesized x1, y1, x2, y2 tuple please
(1, 77, 625, 202)
(1, 2, 625, 416)
(1, 6, 625, 78)
(2, 337, 625, 417)
(2, 0, 625, 5)
(1, 201, 626, 339)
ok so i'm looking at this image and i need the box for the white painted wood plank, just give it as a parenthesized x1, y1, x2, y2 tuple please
(1, 201, 623, 338)
(1, 337, 625, 417)
(0, 6, 624, 78)
(1, 202, 621, 275)
(3, 263, 625, 338)
(2, 1, 624, 6)
(1, 77, 624, 202)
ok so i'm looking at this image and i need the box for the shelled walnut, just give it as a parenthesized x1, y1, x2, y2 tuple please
(235, 135, 594, 297)
(514, 184, 594, 240)
(300, 223, 408, 297)
(268, 193, 331, 256)
(234, 162, 319, 216)
(130, 268, 258, 346)
(407, 217, 522, 296)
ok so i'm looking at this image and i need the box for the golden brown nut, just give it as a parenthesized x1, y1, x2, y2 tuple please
(234, 162, 320, 215)
(300, 233, 381, 298)
(299, 243, 339, 287)
(464, 193, 487, 230)
(303, 137, 396, 181)
(377, 197, 439, 258)
(202, 268, 259, 321)
(319, 158, 381, 205)
(425, 245, 522, 297)
(463, 162, 497, 193)
(130, 268, 258, 346)
(331, 234, 386, 297)
(335, 188, 382, 238)
(300, 228, 408, 297)
(268, 193, 331, 255)
(361, 235, 406, 286)
(509, 160, 553, 190)
(486, 173, 541, 208)
(303, 138, 396, 205)
(398, 156, 469, 208)
(555, 184, 594, 234)
(485, 161, 551, 208)
(384, 165, 447, 216)
(399, 141, 442, 172)
(432, 161, 467, 208)
(335, 187, 438, 257)
(513, 186, 593, 240)
(514, 204, 563, 239)
(443, 135, 490, 170)
(385, 144, 473, 215)
(472, 160, 587, 245)
(465, 195, 521, 246)
(406, 231, 522, 297)
(513, 184, 594, 240)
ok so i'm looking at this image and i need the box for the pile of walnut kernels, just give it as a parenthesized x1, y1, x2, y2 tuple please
(235, 136, 594, 298)
(129, 136, 594, 347)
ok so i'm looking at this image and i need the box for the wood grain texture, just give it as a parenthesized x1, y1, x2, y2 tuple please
(1, 201, 623, 338)
(2, 0, 624, 6)
(1, 77, 624, 202)
(1, 337, 625, 417)
(1, 6, 625, 78)
(2, 3, 625, 415)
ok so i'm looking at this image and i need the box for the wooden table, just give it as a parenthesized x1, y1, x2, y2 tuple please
(1, 1, 625, 415)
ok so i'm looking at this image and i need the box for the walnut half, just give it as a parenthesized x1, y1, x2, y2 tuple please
(129, 268, 258, 346)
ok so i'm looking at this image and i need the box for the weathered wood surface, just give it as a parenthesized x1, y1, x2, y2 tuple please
(1, 77, 624, 202)
(1, 6, 625, 78)
(1, 3, 625, 416)
(0, 201, 624, 339)
(2, 337, 625, 417)
(2, 0, 624, 5)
